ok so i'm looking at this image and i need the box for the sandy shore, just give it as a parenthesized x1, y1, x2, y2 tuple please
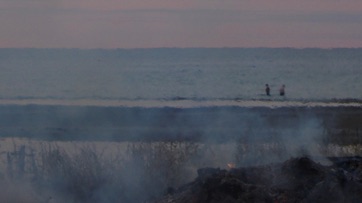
(0, 104, 360, 144)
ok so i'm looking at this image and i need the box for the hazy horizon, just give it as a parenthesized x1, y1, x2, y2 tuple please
(1, 47, 362, 51)
(1, 0, 362, 49)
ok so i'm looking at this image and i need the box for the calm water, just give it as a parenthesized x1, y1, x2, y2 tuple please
(0, 48, 361, 105)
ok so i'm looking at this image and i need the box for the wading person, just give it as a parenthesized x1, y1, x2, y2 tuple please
(279, 84, 285, 96)
(265, 84, 270, 96)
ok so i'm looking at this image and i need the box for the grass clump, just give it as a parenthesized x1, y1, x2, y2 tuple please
(2, 141, 199, 203)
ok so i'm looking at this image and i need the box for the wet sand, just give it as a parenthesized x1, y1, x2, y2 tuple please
(0, 104, 360, 144)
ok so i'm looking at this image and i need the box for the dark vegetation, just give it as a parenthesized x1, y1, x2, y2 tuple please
(2, 141, 201, 203)
(2, 139, 362, 203)
(153, 156, 362, 203)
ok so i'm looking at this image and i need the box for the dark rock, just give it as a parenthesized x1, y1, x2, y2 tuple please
(151, 156, 362, 203)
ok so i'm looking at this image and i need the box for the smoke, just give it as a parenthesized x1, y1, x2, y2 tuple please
(0, 104, 359, 202)
(280, 116, 324, 157)
(231, 109, 329, 166)
(0, 182, 39, 203)
(184, 107, 331, 167)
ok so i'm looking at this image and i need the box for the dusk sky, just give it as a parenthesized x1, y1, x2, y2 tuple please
(1, 0, 362, 49)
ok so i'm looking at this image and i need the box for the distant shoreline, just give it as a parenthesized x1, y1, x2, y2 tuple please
(0, 98, 361, 108)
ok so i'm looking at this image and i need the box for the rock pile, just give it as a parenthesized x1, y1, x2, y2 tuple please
(151, 156, 362, 203)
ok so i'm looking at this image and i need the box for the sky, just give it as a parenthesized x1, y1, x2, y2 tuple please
(1, 0, 362, 49)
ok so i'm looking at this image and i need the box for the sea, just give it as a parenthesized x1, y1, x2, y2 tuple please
(0, 48, 361, 108)
(0, 47, 361, 170)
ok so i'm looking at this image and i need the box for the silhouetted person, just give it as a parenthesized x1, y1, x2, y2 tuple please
(279, 84, 285, 96)
(265, 84, 270, 96)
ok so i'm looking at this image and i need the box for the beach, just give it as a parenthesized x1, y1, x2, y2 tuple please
(0, 103, 360, 144)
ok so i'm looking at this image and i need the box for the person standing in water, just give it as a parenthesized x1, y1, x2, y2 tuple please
(279, 84, 285, 96)
(265, 84, 270, 96)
